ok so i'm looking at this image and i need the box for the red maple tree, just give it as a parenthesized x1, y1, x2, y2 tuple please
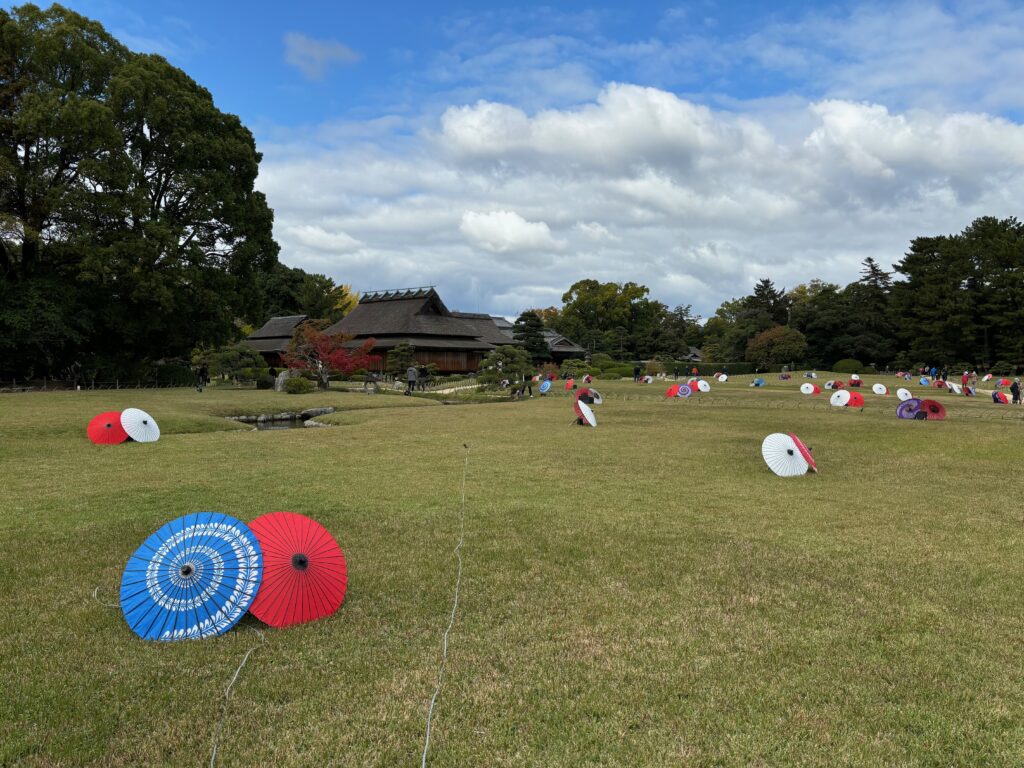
(282, 322, 379, 390)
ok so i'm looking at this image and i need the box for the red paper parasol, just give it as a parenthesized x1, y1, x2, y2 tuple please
(248, 511, 348, 628)
(833, 380, 846, 389)
(565, 378, 575, 391)
(847, 391, 865, 408)
(932, 380, 946, 388)
(918, 399, 946, 420)
(787, 432, 817, 472)
(999, 378, 1011, 387)
(573, 387, 592, 418)
(993, 391, 1008, 404)
(665, 384, 680, 398)
(88, 411, 129, 445)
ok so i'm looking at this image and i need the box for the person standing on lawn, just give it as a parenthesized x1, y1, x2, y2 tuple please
(406, 365, 418, 395)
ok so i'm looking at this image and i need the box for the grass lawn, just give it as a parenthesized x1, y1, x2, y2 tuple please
(0, 376, 1022, 766)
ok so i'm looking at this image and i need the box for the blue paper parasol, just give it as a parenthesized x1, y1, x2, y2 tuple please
(120, 512, 262, 641)
(539, 380, 551, 394)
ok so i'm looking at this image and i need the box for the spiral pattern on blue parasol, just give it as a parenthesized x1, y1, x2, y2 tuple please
(120, 512, 262, 641)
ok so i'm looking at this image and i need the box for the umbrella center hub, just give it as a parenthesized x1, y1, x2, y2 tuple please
(180, 563, 195, 578)
(292, 553, 310, 571)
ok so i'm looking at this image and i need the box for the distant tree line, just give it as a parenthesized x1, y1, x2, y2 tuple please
(0, 4, 349, 381)
(528, 216, 1024, 371)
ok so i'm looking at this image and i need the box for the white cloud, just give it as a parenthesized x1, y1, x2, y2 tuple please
(574, 222, 618, 241)
(284, 32, 360, 80)
(285, 224, 362, 253)
(459, 210, 565, 254)
(256, 83, 1024, 319)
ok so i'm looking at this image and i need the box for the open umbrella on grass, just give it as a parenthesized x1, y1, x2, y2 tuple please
(88, 412, 128, 445)
(248, 511, 347, 628)
(120, 512, 262, 641)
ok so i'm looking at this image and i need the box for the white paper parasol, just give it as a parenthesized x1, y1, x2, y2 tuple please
(120, 408, 160, 443)
(800, 383, 815, 395)
(896, 388, 913, 401)
(761, 433, 810, 477)
(872, 383, 888, 395)
(577, 400, 597, 427)
(718, 374, 728, 382)
(697, 380, 711, 393)
(830, 390, 851, 407)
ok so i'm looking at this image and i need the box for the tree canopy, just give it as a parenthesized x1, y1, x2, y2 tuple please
(0, 3, 285, 379)
(512, 310, 549, 362)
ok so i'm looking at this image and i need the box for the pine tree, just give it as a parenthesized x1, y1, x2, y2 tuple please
(513, 311, 550, 361)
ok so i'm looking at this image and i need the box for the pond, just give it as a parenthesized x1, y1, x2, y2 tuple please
(254, 419, 310, 430)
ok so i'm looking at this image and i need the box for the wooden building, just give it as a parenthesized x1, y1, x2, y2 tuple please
(244, 314, 308, 366)
(323, 288, 520, 374)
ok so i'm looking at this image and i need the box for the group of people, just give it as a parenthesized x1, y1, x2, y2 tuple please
(404, 365, 431, 394)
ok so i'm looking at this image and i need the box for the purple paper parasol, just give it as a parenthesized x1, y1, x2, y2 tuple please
(896, 398, 922, 420)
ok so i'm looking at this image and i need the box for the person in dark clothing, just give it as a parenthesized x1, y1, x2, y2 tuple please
(418, 365, 428, 391)
(673, 366, 679, 380)
(196, 364, 208, 392)
(1011, 378, 1021, 405)
(633, 365, 641, 382)
(406, 365, 418, 395)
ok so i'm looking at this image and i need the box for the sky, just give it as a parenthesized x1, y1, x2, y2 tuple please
(16, 0, 1024, 318)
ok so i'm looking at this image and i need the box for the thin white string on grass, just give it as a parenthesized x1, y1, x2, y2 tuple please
(91, 585, 120, 609)
(421, 443, 471, 768)
(210, 626, 265, 768)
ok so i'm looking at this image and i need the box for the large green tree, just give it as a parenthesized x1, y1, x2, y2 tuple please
(552, 279, 669, 358)
(745, 325, 808, 368)
(512, 310, 550, 362)
(0, 3, 279, 378)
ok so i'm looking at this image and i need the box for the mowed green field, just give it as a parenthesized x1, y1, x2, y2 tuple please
(1, 376, 1022, 767)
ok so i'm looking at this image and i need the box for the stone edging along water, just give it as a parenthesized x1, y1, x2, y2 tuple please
(227, 407, 335, 427)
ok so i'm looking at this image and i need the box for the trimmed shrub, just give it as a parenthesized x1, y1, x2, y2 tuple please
(285, 377, 314, 394)
(256, 375, 275, 390)
(597, 365, 634, 379)
(833, 358, 864, 374)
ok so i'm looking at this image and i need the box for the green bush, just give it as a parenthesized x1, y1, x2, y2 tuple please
(256, 375, 275, 390)
(833, 358, 864, 374)
(152, 363, 196, 387)
(596, 366, 633, 379)
(591, 353, 617, 370)
(285, 377, 314, 394)
(561, 358, 591, 376)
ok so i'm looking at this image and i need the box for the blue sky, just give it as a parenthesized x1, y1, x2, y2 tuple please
(14, 1, 1024, 317)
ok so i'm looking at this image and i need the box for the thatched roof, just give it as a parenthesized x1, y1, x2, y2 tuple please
(249, 315, 308, 339)
(325, 289, 475, 338)
(543, 330, 586, 356)
(325, 288, 517, 352)
(244, 315, 308, 355)
(450, 312, 522, 347)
